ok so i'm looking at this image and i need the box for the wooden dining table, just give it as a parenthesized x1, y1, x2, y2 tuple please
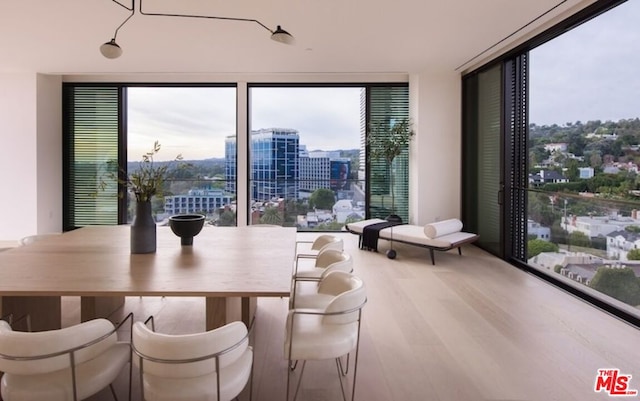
(0, 225, 296, 331)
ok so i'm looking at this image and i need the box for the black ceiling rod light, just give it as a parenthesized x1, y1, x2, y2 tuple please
(99, 0, 135, 59)
(99, 0, 295, 59)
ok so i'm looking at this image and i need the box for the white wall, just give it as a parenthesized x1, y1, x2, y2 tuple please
(1, 72, 462, 238)
(0, 73, 62, 241)
(409, 69, 462, 226)
(0, 74, 38, 241)
(36, 74, 62, 234)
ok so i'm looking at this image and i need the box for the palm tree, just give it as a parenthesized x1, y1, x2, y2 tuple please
(260, 206, 283, 225)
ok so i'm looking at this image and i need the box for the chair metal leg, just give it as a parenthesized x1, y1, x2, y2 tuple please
(249, 349, 254, 401)
(109, 383, 119, 401)
(286, 359, 308, 401)
(334, 358, 350, 401)
(337, 353, 351, 376)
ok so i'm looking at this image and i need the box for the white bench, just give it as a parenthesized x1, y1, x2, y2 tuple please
(345, 218, 479, 265)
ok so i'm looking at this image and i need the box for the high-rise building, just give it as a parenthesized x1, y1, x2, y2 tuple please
(299, 147, 330, 193)
(224, 135, 236, 194)
(250, 128, 299, 202)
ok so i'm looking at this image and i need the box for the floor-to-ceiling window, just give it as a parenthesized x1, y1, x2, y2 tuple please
(526, 0, 640, 318)
(63, 84, 237, 229)
(462, 65, 504, 257)
(247, 84, 409, 231)
(127, 87, 237, 225)
(63, 82, 410, 232)
(463, 0, 640, 324)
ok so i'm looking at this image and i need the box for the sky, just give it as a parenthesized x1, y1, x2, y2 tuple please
(128, 0, 640, 160)
(529, 0, 640, 126)
(128, 86, 362, 161)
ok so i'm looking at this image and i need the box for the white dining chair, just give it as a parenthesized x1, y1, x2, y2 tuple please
(132, 319, 253, 401)
(293, 248, 353, 280)
(0, 313, 31, 333)
(294, 235, 344, 261)
(19, 233, 61, 246)
(290, 270, 359, 310)
(0, 314, 133, 401)
(284, 273, 366, 401)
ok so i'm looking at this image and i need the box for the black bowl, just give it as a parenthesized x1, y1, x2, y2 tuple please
(169, 214, 205, 246)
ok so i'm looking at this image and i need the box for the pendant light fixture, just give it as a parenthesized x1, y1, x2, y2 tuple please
(100, 0, 295, 59)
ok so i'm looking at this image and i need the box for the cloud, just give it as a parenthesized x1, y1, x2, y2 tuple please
(250, 87, 362, 151)
(127, 86, 362, 160)
(529, 0, 640, 126)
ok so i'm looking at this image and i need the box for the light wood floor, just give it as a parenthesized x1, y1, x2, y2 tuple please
(53, 233, 640, 401)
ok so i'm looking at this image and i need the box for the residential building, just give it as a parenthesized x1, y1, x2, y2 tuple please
(562, 214, 640, 238)
(528, 219, 551, 240)
(332, 199, 365, 223)
(544, 143, 568, 153)
(607, 229, 640, 260)
(528, 169, 569, 186)
(164, 189, 233, 216)
(578, 167, 594, 179)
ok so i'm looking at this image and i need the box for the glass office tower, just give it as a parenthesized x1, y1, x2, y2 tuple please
(250, 128, 300, 202)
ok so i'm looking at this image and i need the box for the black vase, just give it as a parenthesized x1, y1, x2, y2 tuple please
(131, 201, 156, 254)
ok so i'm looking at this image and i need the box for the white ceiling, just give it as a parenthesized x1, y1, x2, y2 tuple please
(0, 0, 589, 75)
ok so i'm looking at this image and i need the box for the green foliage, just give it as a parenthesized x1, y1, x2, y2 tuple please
(527, 192, 558, 227)
(589, 267, 640, 306)
(367, 118, 414, 214)
(101, 141, 188, 202)
(260, 206, 284, 225)
(309, 188, 336, 210)
(554, 265, 563, 273)
(591, 235, 607, 251)
(625, 225, 640, 233)
(528, 118, 640, 201)
(527, 239, 559, 259)
(569, 231, 590, 247)
(282, 199, 308, 225)
(627, 249, 640, 260)
(541, 181, 588, 193)
(367, 118, 415, 164)
(216, 210, 236, 226)
(315, 221, 345, 231)
(564, 159, 580, 181)
(550, 222, 568, 245)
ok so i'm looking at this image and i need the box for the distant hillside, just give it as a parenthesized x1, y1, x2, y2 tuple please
(127, 149, 360, 177)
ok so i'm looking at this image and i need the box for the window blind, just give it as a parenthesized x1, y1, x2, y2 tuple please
(476, 65, 503, 255)
(63, 86, 120, 230)
(367, 85, 410, 221)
